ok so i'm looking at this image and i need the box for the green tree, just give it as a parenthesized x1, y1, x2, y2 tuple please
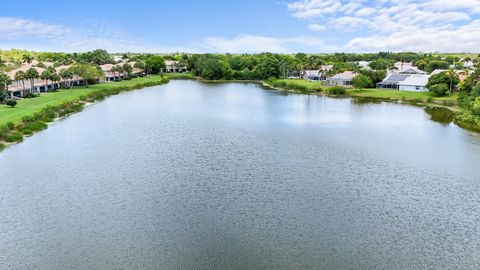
(22, 54, 34, 64)
(368, 58, 391, 70)
(70, 64, 103, 87)
(0, 72, 12, 102)
(200, 58, 231, 80)
(14, 70, 27, 92)
(429, 83, 449, 97)
(122, 63, 133, 78)
(427, 71, 459, 91)
(352, 74, 372, 89)
(59, 69, 74, 88)
(426, 60, 449, 73)
(146, 56, 166, 74)
(25, 68, 39, 93)
(134, 60, 146, 74)
(473, 97, 480, 115)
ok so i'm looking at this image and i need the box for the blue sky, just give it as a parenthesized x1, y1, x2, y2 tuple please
(1, 0, 480, 53)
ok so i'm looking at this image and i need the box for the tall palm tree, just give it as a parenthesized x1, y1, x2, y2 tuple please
(59, 69, 74, 89)
(446, 68, 457, 93)
(25, 68, 39, 94)
(0, 72, 12, 100)
(14, 70, 27, 94)
(22, 54, 34, 64)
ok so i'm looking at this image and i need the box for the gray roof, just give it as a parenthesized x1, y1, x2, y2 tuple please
(397, 74, 430, 87)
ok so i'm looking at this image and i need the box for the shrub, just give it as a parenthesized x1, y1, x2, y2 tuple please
(5, 133, 23, 143)
(328, 86, 346, 95)
(6, 99, 17, 108)
(429, 83, 449, 97)
(0, 143, 5, 151)
(24, 92, 39, 98)
(352, 74, 372, 89)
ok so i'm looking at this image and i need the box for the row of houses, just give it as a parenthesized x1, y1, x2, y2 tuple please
(4, 58, 189, 98)
(301, 66, 358, 87)
(4, 60, 147, 98)
(299, 61, 470, 92)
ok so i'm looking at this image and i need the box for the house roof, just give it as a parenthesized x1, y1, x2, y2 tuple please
(320, 65, 333, 71)
(392, 62, 426, 74)
(381, 73, 410, 84)
(331, 71, 356, 80)
(304, 70, 320, 76)
(397, 74, 430, 87)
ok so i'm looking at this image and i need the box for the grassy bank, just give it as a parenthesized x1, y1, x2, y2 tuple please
(0, 75, 169, 151)
(268, 79, 458, 106)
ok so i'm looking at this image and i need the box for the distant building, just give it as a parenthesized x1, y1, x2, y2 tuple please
(164, 60, 187, 73)
(325, 71, 357, 87)
(357, 61, 371, 69)
(391, 62, 427, 75)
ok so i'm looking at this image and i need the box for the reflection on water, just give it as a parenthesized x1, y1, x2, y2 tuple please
(425, 106, 455, 124)
(1, 81, 480, 270)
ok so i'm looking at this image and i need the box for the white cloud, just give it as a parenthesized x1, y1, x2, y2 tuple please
(307, 24, 326, 31)
(347, 19, 480, 52)
(288, 0, 342, 18)
(287, 0, 480, 52)
(199, 35, 327, 53)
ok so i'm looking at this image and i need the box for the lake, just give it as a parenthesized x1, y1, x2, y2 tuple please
(1, 80, 480, 269)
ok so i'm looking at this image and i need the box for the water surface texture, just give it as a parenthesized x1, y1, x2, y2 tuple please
(1, 80, 480, 269)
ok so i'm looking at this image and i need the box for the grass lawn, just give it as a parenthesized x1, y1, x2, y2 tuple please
(272, 79, 323, 91)
(348, 89, 458, 101)
(0, 75, 165, 126)
(270, 79, 458, 104)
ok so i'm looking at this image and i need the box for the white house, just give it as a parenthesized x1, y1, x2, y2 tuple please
(357, 61, 371, 69)
(397, 74, 430, 92)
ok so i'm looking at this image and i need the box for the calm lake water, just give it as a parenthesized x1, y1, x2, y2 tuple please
(1, 80, 480, 269)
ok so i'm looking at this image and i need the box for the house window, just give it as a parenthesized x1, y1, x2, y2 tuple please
(416, 86, 420, 90)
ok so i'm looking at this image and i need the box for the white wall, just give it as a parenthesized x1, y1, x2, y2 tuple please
(398, 85, 428, 92)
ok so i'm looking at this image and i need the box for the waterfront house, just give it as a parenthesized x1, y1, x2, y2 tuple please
(100, 64, 125, 82)
(397, 74, 430, 92)
(302, 70, 321, 81)
(325, 71, 356, 87)
(164, 60, 187, 73)
(377, 72, 431, 92)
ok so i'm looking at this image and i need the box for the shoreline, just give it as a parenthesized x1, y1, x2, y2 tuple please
(1, 76, 478, 153)
(0, 75, 170, 152)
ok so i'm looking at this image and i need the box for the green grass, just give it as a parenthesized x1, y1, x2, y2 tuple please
(272, 79, 323, 91)
(348, 89, 458, 101)
(0, 75, 165, 126)
(269, 79, 458, 105)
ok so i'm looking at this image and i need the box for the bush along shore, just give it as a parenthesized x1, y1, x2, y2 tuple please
(0, 75, 170, 152)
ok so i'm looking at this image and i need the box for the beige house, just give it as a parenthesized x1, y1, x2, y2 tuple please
(325, 71, 357, 87)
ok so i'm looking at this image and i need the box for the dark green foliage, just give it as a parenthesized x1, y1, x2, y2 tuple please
(368, 58, 392, 70)
(24, 92, 39, 98)
(427, 71, 459, 90)
(145, 55, 166, 74)
(425, 60, 449, 73)
(6, 99, 17, 108)
(5, 133, 23, 143)
(352, 74, 373, 89)
(429, 83, 449, 97)
(327, 86, 346, 95)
